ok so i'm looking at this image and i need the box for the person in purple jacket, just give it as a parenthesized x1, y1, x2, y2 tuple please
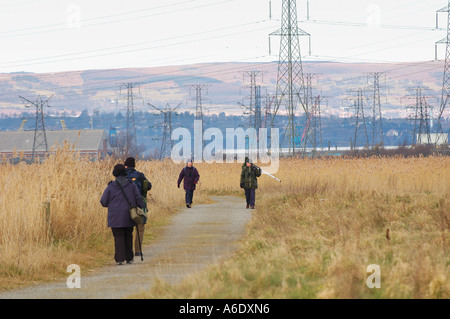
(177, 159, 200, 208)
(100, 164, 144, 265)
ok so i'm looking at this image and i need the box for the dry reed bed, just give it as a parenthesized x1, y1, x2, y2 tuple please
(137, 156, 450, 299)
(1, 148, 449, 297)
(0, 144, 197, 289)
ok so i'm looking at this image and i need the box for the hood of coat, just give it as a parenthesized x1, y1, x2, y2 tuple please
(125, 167, 137, 174)
(115, 175, 130, 185)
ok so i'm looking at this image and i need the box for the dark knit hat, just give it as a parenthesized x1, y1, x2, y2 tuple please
(124, 157, 136, 168)
(113, 164, 126, 177)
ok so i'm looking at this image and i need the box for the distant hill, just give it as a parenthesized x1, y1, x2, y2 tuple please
(0, 60, 447, 119)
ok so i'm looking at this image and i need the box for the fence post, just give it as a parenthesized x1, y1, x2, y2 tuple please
(43, 201, 52, 241)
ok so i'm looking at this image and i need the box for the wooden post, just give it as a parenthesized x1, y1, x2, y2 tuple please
(43, 201, 52, 241)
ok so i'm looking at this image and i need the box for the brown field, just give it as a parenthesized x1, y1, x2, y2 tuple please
(1, 143, 449, 298)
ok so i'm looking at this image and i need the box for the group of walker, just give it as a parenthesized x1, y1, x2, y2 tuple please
(100, 157, 261, 265)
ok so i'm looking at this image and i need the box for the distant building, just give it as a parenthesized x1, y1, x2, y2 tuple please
(0, 129, 112, 162)
(416, 133, 448, 145)
(386, 129, 399, 137)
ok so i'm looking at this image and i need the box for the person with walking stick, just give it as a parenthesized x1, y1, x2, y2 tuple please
(100, 164, 144, 265)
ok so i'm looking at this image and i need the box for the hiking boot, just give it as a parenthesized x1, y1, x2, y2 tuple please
(246, 204, 249, 209)
(116, 262, 123, 266)
(126, 260, 134, 264)
(250, 206, 255, 209)
(187, 204, 191, 208)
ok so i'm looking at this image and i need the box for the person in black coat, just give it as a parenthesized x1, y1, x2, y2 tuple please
(100, 164, 144, 265)
(124, 157, 152, 258)
(240, 157, 261, 209)
(177, 159, 200, 208)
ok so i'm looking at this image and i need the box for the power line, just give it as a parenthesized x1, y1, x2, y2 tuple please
(0, 20, 274, 70)
(1, 1, 444, 77)
(0, 0, 238, 39)
(298, 19, 444, 32)
(0, 18, 271, 68)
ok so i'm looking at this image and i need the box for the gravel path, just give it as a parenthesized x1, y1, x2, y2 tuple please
(0, 196, 251, 299)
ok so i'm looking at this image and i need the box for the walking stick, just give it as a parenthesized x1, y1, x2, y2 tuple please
(136, 224, 143, 261)
(136, 202, 146, 261)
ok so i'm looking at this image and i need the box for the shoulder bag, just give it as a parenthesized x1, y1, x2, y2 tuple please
(116, 181, 146, 225)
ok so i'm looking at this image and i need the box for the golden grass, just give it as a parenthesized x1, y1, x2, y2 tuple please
(135, 156, 450, 299)
(0, 142, 195, 290)
(1, 145, 449, 298)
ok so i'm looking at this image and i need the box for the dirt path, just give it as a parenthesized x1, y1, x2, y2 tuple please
(0, 196, 251, 299)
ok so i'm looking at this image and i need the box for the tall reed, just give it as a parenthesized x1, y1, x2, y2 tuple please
(1, 148, 448, 297)
(135, 155, 450, 299)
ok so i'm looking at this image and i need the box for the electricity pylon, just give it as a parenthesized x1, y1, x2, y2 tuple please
(239, 71, 264, 129)
(367, 72, 385, 148)
(269, 0, 310, 155)
(19, 95, 52, 162)
(405, 87, 434, 145)
(346, 88, 369, 149)
(300, 73, 318, 154)
(148, 102, 181, 160)
(187, 84, 209, 150)
(188, 84, 208, 125)
(264, 94, 275, 129)
(119, 82, 140, 156)
(435, 2, 450, 144)
(305, 94, 325, 155)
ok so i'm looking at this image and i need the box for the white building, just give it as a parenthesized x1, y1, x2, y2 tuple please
(0, 129, 112, 161)
(416, 133, 448, 145)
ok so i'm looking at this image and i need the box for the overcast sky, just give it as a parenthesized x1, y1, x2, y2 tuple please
(0, 0, 449, 73)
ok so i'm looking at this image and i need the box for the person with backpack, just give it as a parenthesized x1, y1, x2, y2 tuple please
(124, 157, 152, 259)
(100, 164, 144, 265)
(177, 159, 200, 208)
(240, 157, 261, 209)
